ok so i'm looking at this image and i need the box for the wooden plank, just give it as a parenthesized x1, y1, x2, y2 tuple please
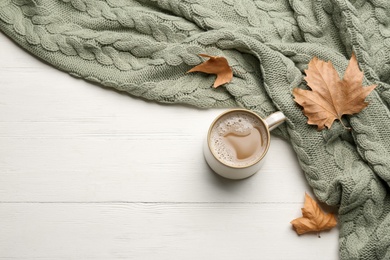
(0, 134, 310, 202)
(0, 203, 338, 259)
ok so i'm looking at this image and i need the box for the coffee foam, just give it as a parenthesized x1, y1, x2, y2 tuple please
(209, 111, 268, 167)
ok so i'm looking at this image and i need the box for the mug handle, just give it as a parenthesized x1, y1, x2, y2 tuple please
(264, 111, 286, 131)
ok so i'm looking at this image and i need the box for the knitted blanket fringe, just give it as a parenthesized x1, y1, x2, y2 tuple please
(2, 1, 390, 258)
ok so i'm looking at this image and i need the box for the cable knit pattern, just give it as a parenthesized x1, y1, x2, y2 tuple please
(1, 0, 390, 259)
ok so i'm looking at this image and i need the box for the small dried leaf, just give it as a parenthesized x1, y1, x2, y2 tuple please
(291, 193, 337, 235)
(293, 53, 376, 130)
(187, 54, 233, 88)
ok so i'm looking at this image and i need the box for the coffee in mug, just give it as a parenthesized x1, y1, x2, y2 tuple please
(203, 109, 286, 179)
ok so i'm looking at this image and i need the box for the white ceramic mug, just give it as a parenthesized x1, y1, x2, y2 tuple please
(203, 109, 286, 180)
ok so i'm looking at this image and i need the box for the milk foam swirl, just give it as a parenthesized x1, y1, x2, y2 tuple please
(209, 112, 267, 168)
(216, 116, 253, 137)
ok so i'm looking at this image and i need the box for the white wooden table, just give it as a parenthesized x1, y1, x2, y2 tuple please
(0, 32, 338, 259)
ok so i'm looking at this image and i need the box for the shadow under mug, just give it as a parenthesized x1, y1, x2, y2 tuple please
(203, 109, 286, 180)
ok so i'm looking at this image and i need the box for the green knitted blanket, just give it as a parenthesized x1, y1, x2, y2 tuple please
(1, 0, 390, 258)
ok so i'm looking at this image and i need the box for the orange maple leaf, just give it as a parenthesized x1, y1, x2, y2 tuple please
(293, 53, 376, 130)
(291, 193, 337, 236)
(187, 54, 233, 88)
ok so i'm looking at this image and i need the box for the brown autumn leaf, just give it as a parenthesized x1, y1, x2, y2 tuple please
(187, 54, 233, 88)
(293, 53, 376, 130)
(291, 193, 337, 236)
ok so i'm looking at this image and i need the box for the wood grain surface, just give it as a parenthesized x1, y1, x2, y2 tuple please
(0, 32, 338, 259)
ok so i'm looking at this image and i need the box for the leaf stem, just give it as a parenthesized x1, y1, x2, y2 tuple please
(339, 118, 351, 131)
